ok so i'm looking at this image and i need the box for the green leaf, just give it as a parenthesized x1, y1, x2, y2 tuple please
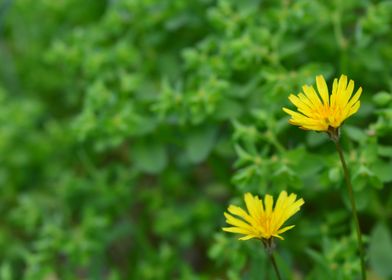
(344, 125, 367, 143)
(369, 224, 392, 278)
(328, 167, 341, 183)
(372, 91, 391, 106)
(132, 140, 167, 174)
(214, 99, 243, 121)
(378, 145, 392, 158)
(306, 131, 328, 147)
(373, 161, 392, 183)
(185, 126, 217, 164)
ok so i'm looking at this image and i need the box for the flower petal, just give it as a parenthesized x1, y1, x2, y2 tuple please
(302, 85, 323, 108)
(228, 205, 257, 225)
(316, 75, 329, 105)
(288, 94, 313, 116)
(264, 194, 274, 216)
(239, 234, 257, 241)
(277, 225, 295, 234)
(244, 193, 263, 222)
(224, 212, 254, 231)
(222, 227, 252, 235)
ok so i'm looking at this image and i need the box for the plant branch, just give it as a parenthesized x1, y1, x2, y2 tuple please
(262, 239, 282, 280)
(334, 140, 366, 280)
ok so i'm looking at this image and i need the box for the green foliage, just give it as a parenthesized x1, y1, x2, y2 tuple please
(369, 224, 392, 278)
(1, 0, 392, 279)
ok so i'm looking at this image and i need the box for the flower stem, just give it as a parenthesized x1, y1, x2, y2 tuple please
(269, 252, 282, 280)
(262, 239, 282, 280)
(334, 140, 366, 280)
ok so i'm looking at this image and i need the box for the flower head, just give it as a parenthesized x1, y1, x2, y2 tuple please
(283, 75, 362, 132)
(222, 191, 304, 241)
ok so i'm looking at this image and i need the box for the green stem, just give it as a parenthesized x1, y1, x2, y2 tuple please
(334, 140, 366, 280)
(261, 132, 286, 154)
(269, 252, 282, 280)
(262, 239, 282, 280)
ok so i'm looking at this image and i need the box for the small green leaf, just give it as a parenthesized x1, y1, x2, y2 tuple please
(214, 99, 243, 120)
(185, 126, 217, 164)
(373, 161, 392, 183)
(344, 125, 367, 143)
(369, 224, 392, 278)
(328, 167, 341, 183)
(132, 140, 167, 174)
(372, 91, 391, 106)
(306, 131, 328, 147)
(378, 145, 392, 158)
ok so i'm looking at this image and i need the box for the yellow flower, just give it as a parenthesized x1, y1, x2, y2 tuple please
(222, 191, 304, 241)
(283, 75, 362, 132)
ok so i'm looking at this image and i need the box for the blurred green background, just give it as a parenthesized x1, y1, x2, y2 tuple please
(1, 0, 392, 279)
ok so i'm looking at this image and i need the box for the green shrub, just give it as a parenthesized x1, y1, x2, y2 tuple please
(0, 0, 391, 279)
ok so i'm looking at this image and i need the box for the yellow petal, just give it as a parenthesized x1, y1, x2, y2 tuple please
(264, 194, 274, 216)
(224, 212, 254, 231)
(244, 193, 262, 221)
(222, 227, 252, 235)
(346, 87, 362, 110)
(343, 79, 355, 105)
(336, 75, 348, 108)
(283, 108, 322, 126)
(272, 234, 284, 240)
(302, 85, 323, 108)
(288, 94, 313, 116)
(347, 101, 360, 118)
(298, 93, 314, 108)
(330, 78, 339, 107)
(239, 234, 257, 241)
(277, 225, 295, 234)
(228, 205, 257, 225)
(316, 75, 329, 105)
(300, 124, 328, 131)
(280, 199, 304, 224)
(274, 191, 288, 213)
